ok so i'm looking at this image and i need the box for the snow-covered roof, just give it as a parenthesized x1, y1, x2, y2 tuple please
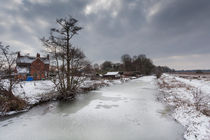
(16, 66, 29, 74)
(16, 56, 34, 63)
(41, 58, 50, 64)
(104, 72, 120, 76)
(16, 56, 49, 64)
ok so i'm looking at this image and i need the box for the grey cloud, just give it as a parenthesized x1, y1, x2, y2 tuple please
(0, 0, 210, 69)
(146, 0, 210, 55)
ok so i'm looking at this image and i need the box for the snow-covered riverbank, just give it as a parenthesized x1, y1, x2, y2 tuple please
(158, 74, 210, 140)
(0, 78, 130, 116)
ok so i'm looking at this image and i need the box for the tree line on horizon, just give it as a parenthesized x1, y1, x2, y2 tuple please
(91, 54, 175, 76)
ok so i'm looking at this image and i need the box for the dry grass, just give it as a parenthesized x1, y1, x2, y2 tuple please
(158, 76, 210, 116)
(173, 73, 210, 81)
(159, 78, 187, 90)
(0, 96, 27, 113)
(0, 90, 28, 113)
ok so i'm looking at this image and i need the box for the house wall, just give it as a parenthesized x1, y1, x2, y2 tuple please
(30, 58, 49, 80)
(16, 74, 27, 80)
(16, 53, 50, 80)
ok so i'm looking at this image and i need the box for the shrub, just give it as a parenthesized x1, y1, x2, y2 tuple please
(0, 90, 27, 113)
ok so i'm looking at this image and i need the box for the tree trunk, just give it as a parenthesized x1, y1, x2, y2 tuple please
(66, 31, 71, 91)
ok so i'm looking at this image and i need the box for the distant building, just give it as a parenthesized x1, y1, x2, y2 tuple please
(16, 52, 50, 80)
(103, 72, 121, 79)
(123, 71, 140, 77)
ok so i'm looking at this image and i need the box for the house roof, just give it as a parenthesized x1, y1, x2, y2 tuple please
(104, 72, 120, 76)
(16, 56, 50, 64)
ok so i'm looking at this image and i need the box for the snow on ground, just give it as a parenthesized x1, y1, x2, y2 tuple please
(158, 74, 210, 140)
(174, 75, 210, 96)
(10, 78, 130, 105)
(13, 80, 55, 104)
(81, 78, 130, 88)
(135, 75, 156, 82)
(1, 78, 131, 116)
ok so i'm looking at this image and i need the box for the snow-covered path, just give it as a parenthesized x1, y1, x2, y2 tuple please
(0, 76, 184, 140)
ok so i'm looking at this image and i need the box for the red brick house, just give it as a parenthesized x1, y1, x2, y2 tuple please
(16, 52, 50, 80)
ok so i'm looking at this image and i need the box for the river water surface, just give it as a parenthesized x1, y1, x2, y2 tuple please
(0, 76, 184, 140)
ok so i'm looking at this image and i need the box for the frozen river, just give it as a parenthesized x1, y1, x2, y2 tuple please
(0, 76, 184, 140)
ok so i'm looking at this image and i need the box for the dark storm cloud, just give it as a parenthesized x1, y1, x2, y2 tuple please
(0, 0, 210, 69)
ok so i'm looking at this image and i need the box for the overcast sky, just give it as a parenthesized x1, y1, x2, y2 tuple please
(0, 0, 210, 70)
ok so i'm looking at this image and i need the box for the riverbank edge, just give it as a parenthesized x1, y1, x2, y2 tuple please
(156, 74, 210, 140)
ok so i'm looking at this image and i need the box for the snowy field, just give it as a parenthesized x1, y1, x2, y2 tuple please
(158, 74, 210, 140)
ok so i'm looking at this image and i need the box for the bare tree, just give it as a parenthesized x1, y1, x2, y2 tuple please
(121, 54, 132, 71)
(0, 42, 17, 95)
(101, 61, 113, 72)
(42, 16, 88, 99)
(93, 63, 100, 72)
(120, 54, 154, 75)
(0, 42, 26, 112)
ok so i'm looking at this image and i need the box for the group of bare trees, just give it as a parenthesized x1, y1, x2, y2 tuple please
(99, 54, 174, 77)
(121, 54, 155, 75)
(0, 16, 88, 112)
(99, 54, 155, 75)
(42, 16, 89, 99)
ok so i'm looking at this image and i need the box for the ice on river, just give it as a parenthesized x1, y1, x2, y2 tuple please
(0, 76, 184, 140)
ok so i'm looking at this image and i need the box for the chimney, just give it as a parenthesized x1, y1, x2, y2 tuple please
(17, 52, 20, 57)
(37, 53, 40, 58)
(47, 54, 49, 59)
